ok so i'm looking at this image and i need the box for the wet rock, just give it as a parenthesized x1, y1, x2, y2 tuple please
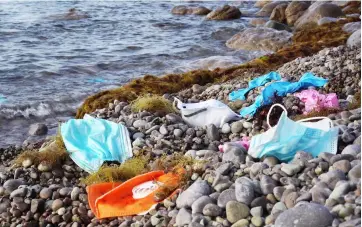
(226, 27, 292, 52)
(275, 203, 334, 227)
(28, 123, 48, 136)
(171, 6, 211, 16)
(206, 5, 242, 20)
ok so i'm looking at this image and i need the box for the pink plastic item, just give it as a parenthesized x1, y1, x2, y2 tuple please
(295, 89, 339, 114)
(218, 137, 250, 152)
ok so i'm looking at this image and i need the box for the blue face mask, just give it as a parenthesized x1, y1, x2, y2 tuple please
(248, 104, 338, 162)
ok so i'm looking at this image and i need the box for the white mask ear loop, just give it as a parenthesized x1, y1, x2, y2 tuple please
(267, 104, 288, 128)
(297, 117, 334, 128)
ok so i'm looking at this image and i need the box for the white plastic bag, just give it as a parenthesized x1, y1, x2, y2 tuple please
(174, 98, 240, 127)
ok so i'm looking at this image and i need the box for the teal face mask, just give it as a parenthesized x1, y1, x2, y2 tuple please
(248, 104, 338, 162)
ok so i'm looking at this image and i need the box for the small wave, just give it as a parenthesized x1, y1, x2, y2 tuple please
(211, 27, 241, 41)
(178, 55, 243, 71)
(0, 100, 80, 120)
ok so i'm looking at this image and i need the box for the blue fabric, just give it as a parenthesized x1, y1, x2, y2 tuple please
(229, 71, 281, 101)
(61, 114, 133, 173)
(240, 72, 328, 117)
(249, 112, 338, 162)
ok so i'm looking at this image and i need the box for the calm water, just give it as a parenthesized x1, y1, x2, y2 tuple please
(0, 1, 265, 147)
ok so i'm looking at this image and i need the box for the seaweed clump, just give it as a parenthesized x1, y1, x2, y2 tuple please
(293, 108, 340, 121)
(81, 156, 149, 185)
(348, 91, 361, 110)
(131, 95, 175, 114)
(81, 152, 201, 186)
(14, 128, 67, 167)
(76, 17, 359, 118)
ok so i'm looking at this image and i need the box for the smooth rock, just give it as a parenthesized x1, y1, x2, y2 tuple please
(226, 27, 292, 52)
(347, 29, 361, 47)
(275, 203, 334, 227)
(175, 208, 192, 226)
(235, 177, 254, 205)
(320, 170, 347, 189)
(191, 196, 214, 214)
(3, 179, 25, 193)
(270, 3, 288, 23)
(203, 203, 222, 217)
(217, 189, 237, 208)
(206, 124, 220, 141)
(206, 5, 242, 20)
(348, 164, 361, 183)
(343, 22, 361, 33)
(226, 201, 250, 223)
(265, 20, 292, 32)
(285, 1, 309, 25)
(176, 180, 212, 208)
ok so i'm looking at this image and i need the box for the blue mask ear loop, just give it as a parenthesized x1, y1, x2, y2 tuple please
(266, 104, 288, 128)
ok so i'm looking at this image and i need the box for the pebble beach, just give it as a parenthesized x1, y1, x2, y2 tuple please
(0, 1, 361, 227)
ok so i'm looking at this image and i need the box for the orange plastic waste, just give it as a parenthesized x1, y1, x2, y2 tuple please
(87, 169, 184, 219)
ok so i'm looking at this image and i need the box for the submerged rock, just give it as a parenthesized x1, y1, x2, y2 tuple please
(226, 27, 292, 52)
(28, 123, 48, 136)
(206, 5, 242, 20)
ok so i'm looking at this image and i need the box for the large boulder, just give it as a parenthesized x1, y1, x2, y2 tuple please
(295, 2, 344, 30)
(254, 0, 272, 8)
(347, 29, 361, 47)
(275, 203, 334, 227)
(226, 27, 292, 52)
(206, 5, 242, 20)
(270, 3, 288, 23)
(256, 1, 284, 17)
(171, 5, 211, 16)
(285, 1, 310, 26)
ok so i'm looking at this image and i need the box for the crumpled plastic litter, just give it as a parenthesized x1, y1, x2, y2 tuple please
(174, 98, 240, 127)
(87, 169, 183, 218)
(218, 136, 250, 152)
(229, 71, 281, 101)
(294, 89, 339, 114)
(239, 72, 329, 118)
(61, 114, 133, 173)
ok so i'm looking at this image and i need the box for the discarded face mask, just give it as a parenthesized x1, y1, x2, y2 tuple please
(239, 72, 329, 118)
(174, 98, 240, 127)
(87, 169, 183, 218)
(61, 114, 133, 173)
(229, 71, 281, 101)
(294, 89, 339, 114)
(219, 136, 250, 152)
(248, 104, 338, 162)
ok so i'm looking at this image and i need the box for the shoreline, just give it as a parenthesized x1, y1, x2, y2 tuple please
(1, 1, 361, 227)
